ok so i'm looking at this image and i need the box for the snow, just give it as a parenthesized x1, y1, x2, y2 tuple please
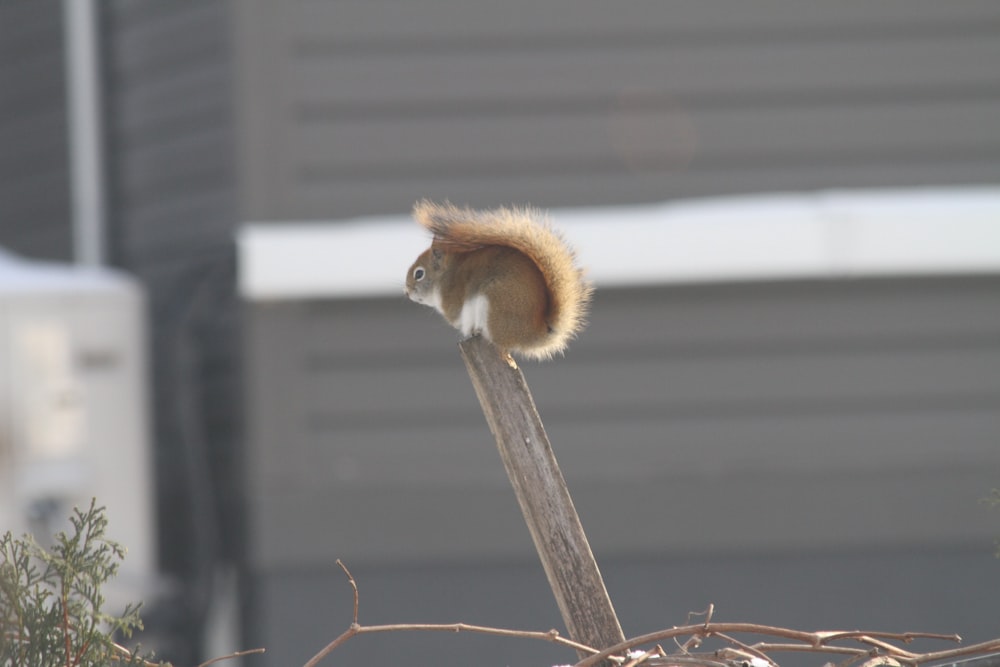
(0, 248, 136, 295)
(237, 187, 1000, 300)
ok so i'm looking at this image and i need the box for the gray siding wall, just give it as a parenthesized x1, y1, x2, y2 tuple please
(5, 3, 999, 663)
(0, 0, 73, 260)
(245, 276, 1000, 665)
(247, 277, 1000, 566)
(234, 0, 1000, 220)
(100, 0, 243, 587)
(102, 1, 237, 264)
(257, 549, 1000, 667)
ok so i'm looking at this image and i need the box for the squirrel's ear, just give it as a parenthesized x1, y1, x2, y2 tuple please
(431, 247, 444, 262)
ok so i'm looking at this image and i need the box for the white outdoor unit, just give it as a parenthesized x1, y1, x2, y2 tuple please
(0, 248, 155, 606)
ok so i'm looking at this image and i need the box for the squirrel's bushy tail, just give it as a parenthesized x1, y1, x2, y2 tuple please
(413, 200, 593, 359)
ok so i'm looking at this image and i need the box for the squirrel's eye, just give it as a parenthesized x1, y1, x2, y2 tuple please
(413, 267, 426, 281)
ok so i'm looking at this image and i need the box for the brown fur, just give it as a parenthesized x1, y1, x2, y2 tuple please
(406, 201, 593, 360)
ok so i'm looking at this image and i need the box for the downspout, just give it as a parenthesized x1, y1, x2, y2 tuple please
(62, 0, 106, 267)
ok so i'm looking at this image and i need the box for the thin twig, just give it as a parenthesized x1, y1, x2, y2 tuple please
(303, 559, 600, 667)
(687, 604, 715, 628)
(748, 643, 870, 657)
(622, 647, 661, 667)
(913, 639, 1000, 665)
(713, 631, 779, 667)
(622, 654, 649, 667)
(576, 624, 972, 667)
(109, 640, 161, 667)
(677, 608, 713, 654)
(301, 568, 1000, 667)
(817, 632, 962, 647)
(858, 636, 921, 660)
(109, 638, 265, 667)
(303, 628, 357, 667)
(838, 649, 879, 667)
(336, 559, 359, 625)
(303, 622, 598, 667)
(679, 634, 704, 653)
(643, 657, 737, 667)
(577, 623, 824, 667)
(197, 648, 267, 667)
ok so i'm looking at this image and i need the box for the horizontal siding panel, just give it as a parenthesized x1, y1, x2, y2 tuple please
(252, 281, 1000, 457)
(293, 99, 1000, 171)
(252, 423, 502, 491)
(292, 36, 1000, 110)
(236, 0, 1000, 219)
(118, 129, 233, 195)
(283, 159, 1000, 219)
(0, 1, 69, 261)
(280, 280, 1000, 359)
(0, 50, 66, 116)
(113, 61, 232, 139)
(295, 0, 1000, 43)
(0, 109, 67, 163)
(0, 171, 70, 226)
(249, 483, 535, 565)
(118, 190, 237, 257)
(549, 410, 1000, 480)
(102, 2, 237, 270)
(581, 280, 1000, 348)
(109, 2, 229, 80)
(0, 1, 62, 52)
(253, 410, 1000, 502)
(246, 276, 1000, 566)
(0, 223, 72, 261)
(298, 347, 1000, 422)
(101, 0, 240, 583)
(251, 467, 1000, 565)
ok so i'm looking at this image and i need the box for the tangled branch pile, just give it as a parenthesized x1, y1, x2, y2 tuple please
(303, 560, 1000, 667)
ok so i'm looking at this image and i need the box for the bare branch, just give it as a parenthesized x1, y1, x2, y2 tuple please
(336, 559, 359, 626)
(301, 563, 1000, 667)
(196, 648, 267, 667)
(713, 631, 779, 667)
(109, 640, 161, 667)
(622, 646, 664, 667)
(303, 622, 598, 667)
(911, 639, 1000, 664)
(687, 605, 715, 628)
(303, 627, 359, 667)
(302, 557, 600, 667)
(575, 623, 973, 667)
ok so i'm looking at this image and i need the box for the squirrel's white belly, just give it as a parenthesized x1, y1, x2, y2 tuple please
(458, 293, 491, 339)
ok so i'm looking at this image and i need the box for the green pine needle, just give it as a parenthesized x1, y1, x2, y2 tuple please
(1, 498, 159, 667)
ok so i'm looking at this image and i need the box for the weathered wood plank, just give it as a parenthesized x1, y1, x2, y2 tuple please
(459, 335, 625, 657)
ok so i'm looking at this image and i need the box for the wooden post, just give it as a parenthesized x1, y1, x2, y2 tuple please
(459, 335, 626, 660)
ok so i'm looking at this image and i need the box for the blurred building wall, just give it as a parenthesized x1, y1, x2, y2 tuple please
(232, 0, 1000, 220)
(0, 0, 73, 260)
(1, 2, 999, 666)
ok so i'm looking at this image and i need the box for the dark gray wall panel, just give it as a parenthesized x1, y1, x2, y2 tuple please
(251, 548, 1000, 667)
(103, 1, 236, 265)
(0, 0, 72, 261)
(245, 276, 1000, 667)
(234, 0, 1000, 220)
(296, 0, 1000, 41)
(101, 0, 242, 585)
(245, 277, 1000, 568)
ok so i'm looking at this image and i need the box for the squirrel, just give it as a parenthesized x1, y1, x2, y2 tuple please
(405, 200, 593, 360)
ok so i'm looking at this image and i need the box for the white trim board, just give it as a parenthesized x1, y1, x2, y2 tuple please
(237, 187, 1000, 301)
